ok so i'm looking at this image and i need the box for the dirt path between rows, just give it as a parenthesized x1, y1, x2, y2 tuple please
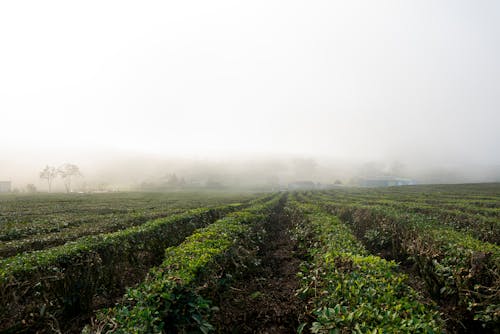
(212, 207, 304, 333)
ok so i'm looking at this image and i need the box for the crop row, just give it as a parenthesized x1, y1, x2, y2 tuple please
(0, 194, 272, 258)
(83, 194, 283, 333)
(0, 201, 251, 332)
(314, 187, 500, 217)
(0, 210, 189, 258)
(0, 210, 183, 242)
(287, 199, 444, 333)
(313, 196, 500, 331)
(314, 191, 500, 244)
(0, 192, 258, 245)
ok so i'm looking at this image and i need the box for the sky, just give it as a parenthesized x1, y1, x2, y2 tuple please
(1, 0, 499, 184)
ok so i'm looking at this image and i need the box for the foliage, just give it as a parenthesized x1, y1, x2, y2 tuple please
(84, 195, 283, 333)
(0, 192, 256, 256)
(0, 203, 242, 332)
(1, 183, 498, 332)
(306, 186, 500, 331)
(288, 200, 445, 333)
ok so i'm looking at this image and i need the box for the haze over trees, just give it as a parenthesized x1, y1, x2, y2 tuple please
(57, 163, 82, 193)
(39, 166, 57, 193)
(0, 1, 499, 333)
(39, 164, 82, 193)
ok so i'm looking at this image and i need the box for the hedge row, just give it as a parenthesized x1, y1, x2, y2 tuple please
(0, 202, 246, 333)
(319, 200, 500, 331)
(84, 195, 283, 333)
(288, 201, 445, 333)
(0, 210, 188, 258)
(0, 192, 259, 242)
(312, 191, 500, 244)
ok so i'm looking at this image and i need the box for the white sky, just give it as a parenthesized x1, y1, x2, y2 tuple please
(1, 0, 499, 165)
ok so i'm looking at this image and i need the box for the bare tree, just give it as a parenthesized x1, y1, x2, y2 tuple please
(39, 165, 58, 193)
(58, 163, 82, 193)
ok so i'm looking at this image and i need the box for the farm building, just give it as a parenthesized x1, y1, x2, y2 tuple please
(0, 181, 11, 193)
(359, 176, 415, 187)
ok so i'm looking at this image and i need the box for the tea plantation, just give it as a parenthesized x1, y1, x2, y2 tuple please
(0, 185, 498, 333)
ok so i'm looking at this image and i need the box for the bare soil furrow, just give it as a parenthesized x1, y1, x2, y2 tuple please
(212, 206, 303, 333)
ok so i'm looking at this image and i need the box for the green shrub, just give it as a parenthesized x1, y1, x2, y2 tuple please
(0, 204, 240, 332)
(84, 196, 283, 333)
(289, 202, 445, 333)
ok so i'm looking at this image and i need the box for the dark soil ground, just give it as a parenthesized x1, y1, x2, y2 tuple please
(211, 208, 304, 333)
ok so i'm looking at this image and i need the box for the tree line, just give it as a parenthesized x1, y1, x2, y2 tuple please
(39, 163, 82, 193)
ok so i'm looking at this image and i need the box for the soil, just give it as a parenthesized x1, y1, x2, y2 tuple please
(211, 207, 304, 333)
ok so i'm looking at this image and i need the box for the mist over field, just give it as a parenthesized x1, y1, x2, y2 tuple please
(1, 1, 499, 190)
(1, 3, 500, 332)
(2, 150, 499, 192)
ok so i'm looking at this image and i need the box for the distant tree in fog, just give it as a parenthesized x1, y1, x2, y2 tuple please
(165, 173, 186, 188)
(58, 163, 82, 193)
(166, 173, 179, 187)
(26, 184, 37, 193)
(39, 165, 57, 193)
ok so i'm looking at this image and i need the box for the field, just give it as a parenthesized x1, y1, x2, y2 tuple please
(0, 185, 499, 333)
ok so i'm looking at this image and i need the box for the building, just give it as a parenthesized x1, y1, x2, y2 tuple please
(0, 181, 11, 193)
(358, 176, 415, 187)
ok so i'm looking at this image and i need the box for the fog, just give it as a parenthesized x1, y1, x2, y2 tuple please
(1, 1, 499, 190)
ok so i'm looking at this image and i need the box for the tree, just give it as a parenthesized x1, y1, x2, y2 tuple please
(58, 163, 82, 193)
(166, 173, 179, 187)
(40, 165, 57, 193)
(26, 184, 37, 193)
